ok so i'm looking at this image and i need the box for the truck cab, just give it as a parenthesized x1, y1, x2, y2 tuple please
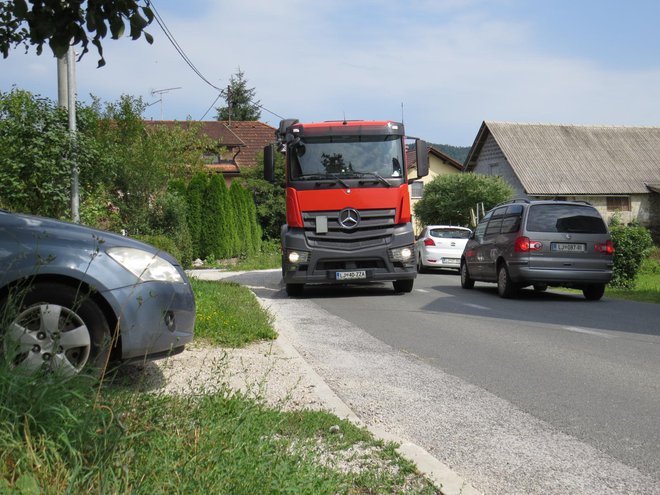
(265, 119, 429, 296)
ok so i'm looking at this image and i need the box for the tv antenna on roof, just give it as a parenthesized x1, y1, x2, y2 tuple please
(149, 87, 181, 120)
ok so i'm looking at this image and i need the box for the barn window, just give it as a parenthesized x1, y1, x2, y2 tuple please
(606, 197, 631, 212)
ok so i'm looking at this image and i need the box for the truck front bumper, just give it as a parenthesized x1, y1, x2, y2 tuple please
(281, 225, 417, 286)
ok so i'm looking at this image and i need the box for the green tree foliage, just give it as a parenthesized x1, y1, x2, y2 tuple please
(238, 150, 286, 240)
(201, 174, 239, 260)
(431, 143, 471, 164)
(609, 225, 654, 289)
(414, 173, 514, 227)
(0, 0, 154, 67)
(230, 181, 249, 256)
(95, 95, 207, 234)
(186, 173, 207, 258)
(215, 68, 261, 121)
(0, 89, 104, 218)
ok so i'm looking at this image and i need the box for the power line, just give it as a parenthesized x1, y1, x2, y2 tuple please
(147, 0, 285, 122)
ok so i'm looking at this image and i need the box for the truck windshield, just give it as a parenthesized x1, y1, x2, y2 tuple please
(289, 135, 404, 180)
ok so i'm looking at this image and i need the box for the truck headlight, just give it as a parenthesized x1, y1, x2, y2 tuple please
(287, 250, 310, 264)
(389, 245, 414, 263)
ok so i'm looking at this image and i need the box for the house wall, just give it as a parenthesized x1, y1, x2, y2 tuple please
(471, 134, 526, 196)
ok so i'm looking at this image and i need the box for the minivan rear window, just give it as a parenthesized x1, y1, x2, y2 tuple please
(527, 205, 607, 233)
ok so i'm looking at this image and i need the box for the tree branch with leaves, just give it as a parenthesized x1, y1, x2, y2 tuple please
(0, 0, 154, 67)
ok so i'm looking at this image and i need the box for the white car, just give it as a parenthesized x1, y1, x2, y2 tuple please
(416, 225, 472, 272)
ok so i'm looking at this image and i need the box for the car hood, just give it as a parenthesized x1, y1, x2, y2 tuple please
(0, 210, 179, 266)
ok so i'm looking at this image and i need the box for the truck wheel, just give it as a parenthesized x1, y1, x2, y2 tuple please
(583, 284, 605, 301)
(393, 279, 414, 294)
(285, 283, 304, 297)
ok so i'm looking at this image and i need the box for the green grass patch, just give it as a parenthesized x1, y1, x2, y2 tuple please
(191, 278, 277, 346)
(202, 239, 281, 271)
(604, 250, 660, 303)
(0, 363, 438, 494)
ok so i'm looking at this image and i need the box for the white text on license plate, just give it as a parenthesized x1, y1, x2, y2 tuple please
(336, 270, 367, 281)
(551, 243, 586, 252)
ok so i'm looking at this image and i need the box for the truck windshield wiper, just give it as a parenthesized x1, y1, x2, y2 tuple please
(352, 171, 392, 187)
(294, 173, 350, 189)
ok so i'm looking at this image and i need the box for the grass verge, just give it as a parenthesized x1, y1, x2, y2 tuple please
(1, 269, 439, 494)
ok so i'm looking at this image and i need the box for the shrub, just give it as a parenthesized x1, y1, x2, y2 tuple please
(414, 173, 513, 227)
(609, 225, 655, 289)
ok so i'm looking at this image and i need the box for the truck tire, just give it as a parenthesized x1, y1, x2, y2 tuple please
(393, 279, 414, 294)
(285, 283, 304, 297)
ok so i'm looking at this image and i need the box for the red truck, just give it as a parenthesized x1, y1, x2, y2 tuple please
(264, 119, 429, 296)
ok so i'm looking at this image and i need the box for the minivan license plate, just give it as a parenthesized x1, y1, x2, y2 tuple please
(336, 270, 367, 281)
(551, 243, 586, 252)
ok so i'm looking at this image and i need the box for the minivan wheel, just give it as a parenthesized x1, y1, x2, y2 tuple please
(460, 262, 474, 289)
(497, 264, 517, 298)
(583, 284, 605, 301)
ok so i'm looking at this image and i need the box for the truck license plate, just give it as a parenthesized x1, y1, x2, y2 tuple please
(551, 243, 586, 252)
(336, 270, 367, 281)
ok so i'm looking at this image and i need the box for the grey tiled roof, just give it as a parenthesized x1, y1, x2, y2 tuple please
(465, 122, 660, 195)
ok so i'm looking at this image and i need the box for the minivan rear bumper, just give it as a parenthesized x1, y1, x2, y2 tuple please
(509, 265, 612, 285)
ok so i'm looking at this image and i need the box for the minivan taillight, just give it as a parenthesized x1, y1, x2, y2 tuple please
(595, 240, 614, 255)
(514, 236, 543, 252)
(424, 238, 435, 246)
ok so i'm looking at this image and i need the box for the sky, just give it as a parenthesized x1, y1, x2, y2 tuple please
(2, 0, 660, 146)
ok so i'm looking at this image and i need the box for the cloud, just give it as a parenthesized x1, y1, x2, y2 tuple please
(2, 0, 660, 145)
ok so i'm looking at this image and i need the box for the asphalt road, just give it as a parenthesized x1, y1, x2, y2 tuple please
(230, 269, 660, 494)
(307, 271, 660, 478)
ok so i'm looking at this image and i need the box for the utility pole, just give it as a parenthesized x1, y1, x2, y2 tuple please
(67, 46, 79, 223)
(58, 47, 79, 222)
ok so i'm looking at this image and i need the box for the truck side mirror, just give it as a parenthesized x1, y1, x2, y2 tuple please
(264, 144, 275, 183)
(415, 140, 429, 178)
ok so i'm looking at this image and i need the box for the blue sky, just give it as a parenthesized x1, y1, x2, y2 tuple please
(2, 0, 660, 145)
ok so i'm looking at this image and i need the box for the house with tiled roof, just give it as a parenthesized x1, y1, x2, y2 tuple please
(146, 120, 275, 184)
(463, 121, 660, 239)
(407, 145, 463, 232)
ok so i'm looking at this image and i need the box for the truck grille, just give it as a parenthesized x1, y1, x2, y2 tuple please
(302, 208, 396, 250)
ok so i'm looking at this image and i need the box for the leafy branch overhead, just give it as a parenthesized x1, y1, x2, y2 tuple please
(0, 0, 155, 67)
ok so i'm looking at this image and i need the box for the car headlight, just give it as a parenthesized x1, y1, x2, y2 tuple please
(107, 247, 183, 283)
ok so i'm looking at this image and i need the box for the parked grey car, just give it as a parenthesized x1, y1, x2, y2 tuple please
(460, 199, 614, 300)
(0, 209, 195, 375)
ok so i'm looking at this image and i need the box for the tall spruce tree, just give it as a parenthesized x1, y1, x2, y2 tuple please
(215, 68, 261, 121)
(186, 173, 207, 259)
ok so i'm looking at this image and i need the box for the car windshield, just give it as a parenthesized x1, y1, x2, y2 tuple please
(290, 135, 404, 180)
(527, 205, 607, 233)
(429, 228, 471, 239)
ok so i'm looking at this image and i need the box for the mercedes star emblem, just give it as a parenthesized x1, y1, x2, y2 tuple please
(338, 208, 360, 230)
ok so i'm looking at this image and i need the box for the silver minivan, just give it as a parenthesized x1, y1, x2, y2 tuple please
(460, 199, 614, 300)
